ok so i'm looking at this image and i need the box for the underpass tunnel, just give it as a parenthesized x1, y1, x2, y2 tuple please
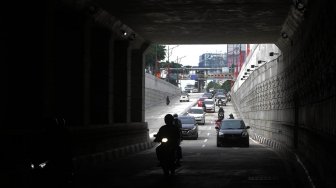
(2, 0, 336, 187)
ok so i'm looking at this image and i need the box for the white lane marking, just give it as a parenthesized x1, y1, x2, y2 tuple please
(204, 139, 208, 142)
(208, 127, 212, 130)
(202, 144, 206, 148)
(207, 133, 210, 136)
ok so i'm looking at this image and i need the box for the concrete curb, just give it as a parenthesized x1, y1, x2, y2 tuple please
(72, 141, 156, 170)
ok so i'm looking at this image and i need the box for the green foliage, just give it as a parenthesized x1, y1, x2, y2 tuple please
(222, 80, 233, 92)
(206, 81, 220, 91)
(206, 80, 234, 93)
(160, 61, 182, 68)
(144, 44, 166, 69)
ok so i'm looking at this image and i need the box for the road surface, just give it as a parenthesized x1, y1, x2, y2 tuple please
(74, 94, 306, 188)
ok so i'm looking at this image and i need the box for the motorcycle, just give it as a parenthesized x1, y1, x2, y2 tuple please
(28, 158, 69, 187)
(218, 99, 226, 106)
(153, 134, 178, 176)
(218, 111, 224, 120)
(23, 146, 74, 188)
(27, 117, 74, 187)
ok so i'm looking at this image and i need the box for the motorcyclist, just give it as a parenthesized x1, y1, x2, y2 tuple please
(227, 95, 231, 102)
(229, 113, 234, 119)
(173, 114, 183, 166)
(215, 109, 224, 129)
(218, 107, 224, 118)
(166, 96, 170, 105)
(173, 114, 182, 139)
(218, 98, 223, 106)
(154, 114, 181, 171)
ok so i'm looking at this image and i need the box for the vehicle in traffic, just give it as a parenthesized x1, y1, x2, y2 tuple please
(203, 99, 216, 113)
(216, 95, 227, 106)
(218, 111, 224, 120)
(187, 107, 205, 125)
(180, 93, 190, 102)
(197, 97, 208, 107)
(215, 119, 250, 147)
(153, 134, 179, 176)
(178, 116, 198, 140)
(214, 92, 225, 99)
(202, 92, 213, 99)
(184, 84, 195, 93)
(227, 94, 231, 102)
(214, 89, 225, 94)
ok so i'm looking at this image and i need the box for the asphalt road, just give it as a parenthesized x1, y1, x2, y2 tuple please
(73, 94, 305, 188)
(145, 93, 203, 138)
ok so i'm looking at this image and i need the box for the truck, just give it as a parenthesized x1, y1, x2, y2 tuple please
(184, 84, 195, 93)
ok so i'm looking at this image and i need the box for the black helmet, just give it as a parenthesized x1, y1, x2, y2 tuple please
(173, 113, 178, 118)
(229, 113, 234, 117)
(164, 114, 174, 125)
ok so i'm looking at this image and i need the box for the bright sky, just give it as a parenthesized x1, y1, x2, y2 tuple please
(163, 44, 227, 66)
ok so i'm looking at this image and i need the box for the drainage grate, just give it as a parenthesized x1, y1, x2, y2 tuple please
(248, 175, 279, 181)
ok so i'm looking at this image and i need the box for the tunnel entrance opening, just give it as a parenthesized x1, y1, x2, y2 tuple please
(143, 43, 312, 188)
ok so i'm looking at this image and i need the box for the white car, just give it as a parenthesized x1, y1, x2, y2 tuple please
(187, 107, 205, 125)
(180, 93, 190, 102)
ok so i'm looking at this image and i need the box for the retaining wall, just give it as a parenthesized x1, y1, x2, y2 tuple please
(145, 73, 181, 108)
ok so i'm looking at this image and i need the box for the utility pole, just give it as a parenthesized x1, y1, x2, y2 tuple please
(175, 55, 186, 88)
(166, 45, 179, 83)
(167, 45, 179, 63)
(155, 44, 158, 77)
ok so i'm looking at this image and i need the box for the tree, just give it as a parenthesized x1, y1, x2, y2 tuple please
(222, 80, 232, 93)
(144, 44, 166, 73)
(206, 80, 233, 93)
(159, 61, 182, 69)
(206, 81, 221, 91)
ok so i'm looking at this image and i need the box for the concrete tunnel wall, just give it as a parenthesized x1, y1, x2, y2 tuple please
(231, 2, 336, 186)
(2, 2, 182, 171)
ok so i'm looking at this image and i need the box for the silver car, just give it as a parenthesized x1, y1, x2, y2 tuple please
(187, 107, 205, 125)
(203, 99, 216, 113)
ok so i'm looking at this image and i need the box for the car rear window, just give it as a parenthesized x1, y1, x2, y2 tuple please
(220, 120, 245, 129)
(179, 118, 195, 124)
(189, 109, 203, 114)
(202, 93, 212, 97)
(204, 100, 214, 104)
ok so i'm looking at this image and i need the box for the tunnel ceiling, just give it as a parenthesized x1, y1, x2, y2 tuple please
(96, 0, 292, 44)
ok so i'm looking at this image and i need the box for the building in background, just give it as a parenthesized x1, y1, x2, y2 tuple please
(198, 53, 227, 74)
